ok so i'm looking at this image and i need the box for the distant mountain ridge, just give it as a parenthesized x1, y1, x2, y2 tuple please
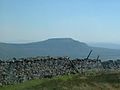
(88, 42, 120, 49)
(0, 38, 120, 60)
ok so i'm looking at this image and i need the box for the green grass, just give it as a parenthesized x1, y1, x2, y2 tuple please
(0, 73, 120, 90)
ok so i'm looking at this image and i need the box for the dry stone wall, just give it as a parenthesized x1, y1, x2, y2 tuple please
(0, 56, 120, 85)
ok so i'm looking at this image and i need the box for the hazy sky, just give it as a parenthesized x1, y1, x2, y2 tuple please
(0, 0, 120, 43)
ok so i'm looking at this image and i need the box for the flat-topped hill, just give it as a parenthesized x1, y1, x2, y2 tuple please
(0, 38, 120, 59)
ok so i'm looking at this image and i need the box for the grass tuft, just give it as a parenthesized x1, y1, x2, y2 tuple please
(0, 72, 120, 90)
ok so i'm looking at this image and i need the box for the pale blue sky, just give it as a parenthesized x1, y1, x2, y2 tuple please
(0, 0, 120, 43)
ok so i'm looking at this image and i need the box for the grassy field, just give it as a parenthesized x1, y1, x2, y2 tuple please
(0, 72, 120, 90)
